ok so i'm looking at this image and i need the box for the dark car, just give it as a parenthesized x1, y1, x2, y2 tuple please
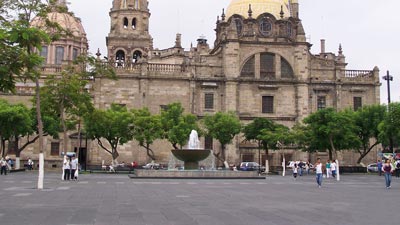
(239, 162, 265, 172)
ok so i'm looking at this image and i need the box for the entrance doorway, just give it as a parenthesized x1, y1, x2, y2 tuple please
(74, 147, 87, 171)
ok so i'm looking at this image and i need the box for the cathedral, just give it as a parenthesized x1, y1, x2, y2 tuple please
(1, 0, 381, 169)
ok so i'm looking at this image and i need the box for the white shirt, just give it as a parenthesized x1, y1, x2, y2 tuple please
(70, 158, 78, 170)
(330, 162, 336, 171)
(63, 160, 70, 170)
(315, 163, 323, 174)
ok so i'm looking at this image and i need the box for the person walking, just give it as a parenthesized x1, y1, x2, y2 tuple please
(298, 161, 304, 176)
(395, 159, 400, 178)
(382, 159, 394, 189)
(377, 160, 383, 176)
(0, 157, 8, 175)
(325, 160, 331, 178)
(27, 158, 34, 170)
(70, 156, 79, 180)
(315, 158, 324, 188)
(63, 158, 71, 181)
(292, 163, 298, 180)
(330, 160, 337, 178)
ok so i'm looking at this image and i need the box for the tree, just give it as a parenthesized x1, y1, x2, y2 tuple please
(0, 0, 67, 189)
(84, 104, 134, 164)
(352, 105, 386, 163)
(40, 70, 94, 155)
(243, 118, 275, 159)
(0, 100, 33, 157)
(160, 102, 199, 149)
(132, 108, 163, 161)
(303, 108, 361, 160)
(243, 118, 292, 170)
(7, 106, 60, 169)
(379, 103, 400, 151)
(203, 112, 241, 163)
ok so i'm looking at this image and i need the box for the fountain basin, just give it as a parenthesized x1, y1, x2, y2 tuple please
(171, 149, 211, 170)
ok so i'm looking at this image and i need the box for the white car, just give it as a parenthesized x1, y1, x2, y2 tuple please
(367, 163, 379, 172)
(142, 162, 160, 170)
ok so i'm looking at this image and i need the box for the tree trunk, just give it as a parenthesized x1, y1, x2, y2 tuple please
(1, 138, 5, 157)
(61, 100, 68, 155)
(328, 136, 335, 160)
(145, 144, 156, 161)
(14, 138, 21, 169)
(35, 77, 45, 190)
(356, 142, 379, 164)
(221, 144, 226, 162)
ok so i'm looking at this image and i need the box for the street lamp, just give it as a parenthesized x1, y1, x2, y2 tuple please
(382, 70, 394, 153)
(382, 71, 393, 104)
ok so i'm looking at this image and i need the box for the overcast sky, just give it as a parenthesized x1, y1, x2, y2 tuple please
(68, 0, 400, 103)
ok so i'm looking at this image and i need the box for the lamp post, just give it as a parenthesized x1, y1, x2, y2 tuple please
(382, 70, 394, 153)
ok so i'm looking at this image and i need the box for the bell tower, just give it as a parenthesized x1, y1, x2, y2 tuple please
(107, 0, 152, 64)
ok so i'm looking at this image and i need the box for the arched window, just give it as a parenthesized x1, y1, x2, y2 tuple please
(72, 48, 79, 60)
(259, 18, 272, 36)
(260, 53, 275, 79)
(132, 18, 136, 29)
(281, 57, 294, 78)
(234, 17, 243, 36)
(55, 46, 64, 65)
(40, 46, 48, 64)
(287, 23, 293, 37)
(115, 50, 125, 67)
(240, 56, 255, 77)
(132, 50, 142, 63)
(123, 17, 128, 29)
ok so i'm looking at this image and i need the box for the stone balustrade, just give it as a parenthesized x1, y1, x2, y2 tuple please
(344, 70, 373, 79)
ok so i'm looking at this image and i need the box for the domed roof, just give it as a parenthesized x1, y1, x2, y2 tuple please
(31, 12, 87, 39)
(226, 0, 296, 19)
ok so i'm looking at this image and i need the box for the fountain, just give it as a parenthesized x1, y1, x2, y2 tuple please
(170, 130, 212, 170)
(130, 130, 261, 179)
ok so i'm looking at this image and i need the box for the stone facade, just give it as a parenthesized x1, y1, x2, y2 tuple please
(0, 0, 381, 169)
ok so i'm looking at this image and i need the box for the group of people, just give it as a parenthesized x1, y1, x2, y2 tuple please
(0, 157, 11, 175)
(325, 160, 338, 178)
(62, 155, 79, 181)
(290, 159, 338, 185)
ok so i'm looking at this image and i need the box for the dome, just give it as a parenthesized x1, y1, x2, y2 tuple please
(226, 0, 296, 19)
(31, 12, 87, 39)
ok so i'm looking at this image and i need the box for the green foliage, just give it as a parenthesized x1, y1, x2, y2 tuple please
(160, 102, 199, 149)
(203, 112, 241, 161)
(84, 104, 134, 160)
(40, 71, 93, 126)
(303, 108, 361, 160)
(132, 108, 163, 160)
(258, 124, 293, 151)
(243, 117, 293, 163)
(379, 103, 400, 148)
(243, 118, 276, 150)
(0, 100, 33, 141)
(352, 105, 386, 163)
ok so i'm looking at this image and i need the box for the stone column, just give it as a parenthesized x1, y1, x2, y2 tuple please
(275, 55, 281, 79)
(255, 53, 260, 79)
(224, 82, 238, 112)
(295, 84, 309, 122)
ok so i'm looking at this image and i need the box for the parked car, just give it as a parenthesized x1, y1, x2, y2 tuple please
(239, 162, 265, 172)
(142, 162, 160, 170)
(367, 163, 379, 172)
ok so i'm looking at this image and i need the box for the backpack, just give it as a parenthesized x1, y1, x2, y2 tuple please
(396, 162, 400, 169)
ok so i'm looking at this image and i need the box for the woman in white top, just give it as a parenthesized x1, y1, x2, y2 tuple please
(63, 158, 71, 181)
(315, 158, 324, 188)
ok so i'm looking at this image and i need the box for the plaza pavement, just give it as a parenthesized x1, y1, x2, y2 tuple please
(0, 171, 399, 225)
